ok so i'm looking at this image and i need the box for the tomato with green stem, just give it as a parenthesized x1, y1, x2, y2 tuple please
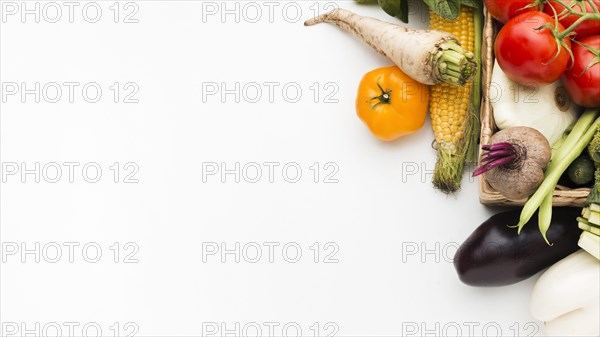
(544, 0, 600, 39)
(562, 35, 600, 108)
(483, 0, 539, 23)
(356, 66, 429, 141)
(495, 11, 572, 86)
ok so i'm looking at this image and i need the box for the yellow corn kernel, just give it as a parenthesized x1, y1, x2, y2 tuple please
(429, 6, 474, 150)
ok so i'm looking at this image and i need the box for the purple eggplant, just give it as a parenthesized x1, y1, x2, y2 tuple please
(454, 207, 581, 287)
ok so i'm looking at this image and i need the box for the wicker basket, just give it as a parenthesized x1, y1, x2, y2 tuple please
(478, 9, 591, 207)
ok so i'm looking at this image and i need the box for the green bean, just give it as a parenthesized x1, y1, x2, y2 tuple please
(538, 191, 554, 245)
(536, 121, 585, 242)
(516, 113, 600, 233)
(551, 134, 566, 159)
(551, 110, 598, 166)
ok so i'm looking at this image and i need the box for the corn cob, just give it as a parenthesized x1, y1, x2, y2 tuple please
(429, 6, 482, 193)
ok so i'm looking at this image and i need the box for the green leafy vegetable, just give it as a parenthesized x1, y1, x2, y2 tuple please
(460, 0, 481, 8)
(374, 0, 409, 23)
(398, 0, 409, 23)
(422, 0, 461, 20)
(356, 0, 479, 22)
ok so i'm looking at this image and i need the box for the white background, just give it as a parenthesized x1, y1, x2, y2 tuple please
(1, 1, 544, 336)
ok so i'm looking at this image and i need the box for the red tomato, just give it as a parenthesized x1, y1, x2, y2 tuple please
(495, 12, 571, 86)
(544, 0, 600, 39)
(562, 36, 600, 107)
(484, 0, 538, 23)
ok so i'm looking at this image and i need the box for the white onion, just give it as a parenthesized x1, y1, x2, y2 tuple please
(491, 60, 580, 146)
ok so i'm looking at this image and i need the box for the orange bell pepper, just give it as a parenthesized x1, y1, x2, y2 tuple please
(356, 66, 429, 141)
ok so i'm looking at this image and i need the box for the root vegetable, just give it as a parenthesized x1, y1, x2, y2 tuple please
(474, 127, 551, 200)
(304, 8, 477, 86)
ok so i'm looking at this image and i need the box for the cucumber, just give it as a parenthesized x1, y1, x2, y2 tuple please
(567, 155, 595, 186)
